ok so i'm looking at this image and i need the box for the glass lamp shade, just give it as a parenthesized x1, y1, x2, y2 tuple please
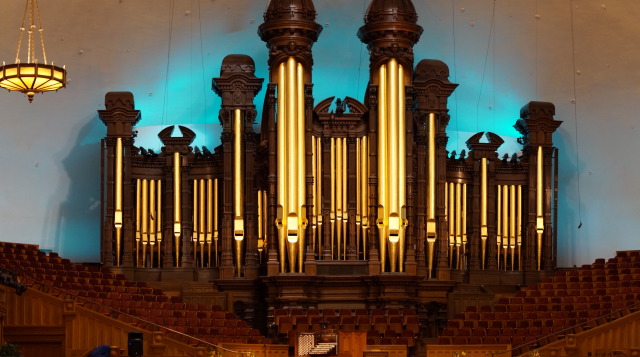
(0, 62, 66, 102)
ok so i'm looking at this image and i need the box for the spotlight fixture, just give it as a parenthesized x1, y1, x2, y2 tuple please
(0, 0, 66, 102)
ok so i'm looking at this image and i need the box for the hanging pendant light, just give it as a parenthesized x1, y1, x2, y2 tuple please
(0, 0, 66, 103)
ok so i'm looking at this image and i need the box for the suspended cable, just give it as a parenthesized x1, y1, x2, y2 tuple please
(451, 0, 459, 149)
(476, 0, 496, 132)
(569, 0, 583, 227)
(197, 0, 208, 145)
(356, 0, 366, 99)
(162, 0, 176, 128)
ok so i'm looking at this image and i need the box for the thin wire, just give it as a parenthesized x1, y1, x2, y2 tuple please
(162, 0, 176, 128)
(356, 0, 366, 99)
(35, 0, 47, 64)
(197, 0, 208, 145)
(569, 0, 583, 226)
(451, 0, 459, 149)
(190, 0, 194, 128)
(535, 0, 539, 99)
(15, 0, 29, 62)
(492, 2, 496, 132)
(476, 0, 496, 132)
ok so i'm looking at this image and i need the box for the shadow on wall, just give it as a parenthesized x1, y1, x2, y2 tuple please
(51, 115, 103, 262)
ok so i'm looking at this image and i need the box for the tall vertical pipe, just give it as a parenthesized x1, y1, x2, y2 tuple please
(536, 146, 544, 270)
(455, 183, 462, 269)
(517, 185, 522, 270)
(330, 137, 336, 259)
(214, 178, 219, 267)
(398, 64, 406, 272)
(199, 179, 205, 267)
(277, 62, 287, 272)
(480, 158, 487, 269)
(207, 179, 213, 267)
(173, 152, 181, 266)
(149, 179, 156, 266)
(378, 64, 388, 271)
(342, 137, 347, 256)
(361, 136, 368, 259)
(427, 113, 437, 277)
(141, 179, 148, 267)
(316, 137, 322, 255)
(496, 185, 502, 269)
(297, 63, 306, 273)
(448, 182, 455, 267)
(193, 179, 199, 264)
(157, 180, 162, 266)
(510, 184, 516, 270)
(336, 136, 343, 259)
(234, 109, 244, 277)
(462, 183, 467, 270)
(502, 184, 508, 270)
(135, 179, 141, 266)
(115, 138, 123, 266)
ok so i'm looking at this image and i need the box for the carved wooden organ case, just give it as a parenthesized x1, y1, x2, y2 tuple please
(98, 0, 562, 280)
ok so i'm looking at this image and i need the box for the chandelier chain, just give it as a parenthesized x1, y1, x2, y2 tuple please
(35, 0, 48, 64)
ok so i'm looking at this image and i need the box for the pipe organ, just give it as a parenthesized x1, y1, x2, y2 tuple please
(98, 1, 562, 285)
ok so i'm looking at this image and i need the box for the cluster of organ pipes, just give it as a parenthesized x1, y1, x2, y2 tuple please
(446, 182, 467, 270)
(191, 179, 219, 268)
(377, 59, 407, 273)
(135, 179, 162, 268)
(275, 57, 307, 273)
(309, 136, 370, 260)
(496, 184, 523, 271)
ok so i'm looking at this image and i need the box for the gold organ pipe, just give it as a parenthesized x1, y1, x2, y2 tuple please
(135, 179, 141, 267)
(136, 179, 141, 241)
(398, 64, 406, 272)
(214, 178, 219, 267)
(342, 137, 347, 257)
(330, 137, 336, 258)
(316, 137, 322, 228)
(502, 185, 508, 270)
(462, 183, 467, 270)
(207, 179, 213, 244)
(356, 138, 361, 256)
(199, 179, 205, 267)
(199, 179, 205, 243)
(297, 62, 306, 273)
(285, 58, 299, 267)
(455, 182, 462, 269)
(361, 136, 368, 259)
(150, 180, 156, 243)
(114, 138, 123, 266)
(536, 146, 544, 270)
(378, 64, 387, 271)
(193, 180, 199, 264)
(149, 179, 156, 267)
(388, 59, 399, 244)
(277, 62, 287, 272)
(234, 109, 244, 277)
(448, 182, 455, 267)
(157, 180, 162, 266)
(142, 179, 149, 267)
(517, 185, 522, 270)
(510, 184, 516, 270)
(192, 180, 198, 266)
(427, 113, 436, 277)
(234, 109, 244, 240)
(312, 136, 317, 230)
(497, 184, 501, 269)
(141, 179, 149, 268)
(480, 158, 487, 269)
(173, 152, 181, 266)
(336, 136, 343, 259)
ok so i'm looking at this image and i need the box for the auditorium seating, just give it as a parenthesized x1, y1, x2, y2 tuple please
(438, 251, 640, 354)
(0, 241, 269, 346)
(273, 306, 418, 347)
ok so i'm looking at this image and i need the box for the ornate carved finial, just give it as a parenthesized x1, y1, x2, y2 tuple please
(357, 0, 424, 69)
(514, 101, 562, 148)
(258, 0, 323, 70)
(212, 54, 264, 109)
